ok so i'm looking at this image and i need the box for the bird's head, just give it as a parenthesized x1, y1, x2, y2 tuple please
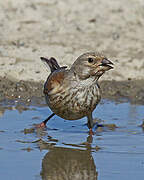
(71, 52, 114, 80)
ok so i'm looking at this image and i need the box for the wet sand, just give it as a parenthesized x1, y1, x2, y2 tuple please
(0, 77, 144, 106)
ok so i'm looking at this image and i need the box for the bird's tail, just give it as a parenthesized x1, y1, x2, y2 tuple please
(40, 57, 67, 73)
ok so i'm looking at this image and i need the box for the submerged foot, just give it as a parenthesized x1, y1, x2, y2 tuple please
(89, 128, 94, 135)
(89, 123, 104, 135)
(35, 113, 55, 129)
(35, 122, 46, 128)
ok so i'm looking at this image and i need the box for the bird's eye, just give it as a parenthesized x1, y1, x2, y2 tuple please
(88, 58, 93, 63)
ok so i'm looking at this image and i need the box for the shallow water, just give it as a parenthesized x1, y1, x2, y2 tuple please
(0, 100, 144, 180)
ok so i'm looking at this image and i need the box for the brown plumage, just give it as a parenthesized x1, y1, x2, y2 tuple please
(38, 52, 114, 133)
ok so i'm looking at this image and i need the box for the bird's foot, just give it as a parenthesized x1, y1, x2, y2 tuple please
(89, 128, 94, 135)
(89, 123, 104, 135)
(35, 122, 46, 128)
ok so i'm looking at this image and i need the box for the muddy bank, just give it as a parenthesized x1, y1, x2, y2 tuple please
(0, 77, 143, 105)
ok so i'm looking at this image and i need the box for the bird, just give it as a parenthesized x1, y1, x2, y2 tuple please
(37, 52, 114, 134)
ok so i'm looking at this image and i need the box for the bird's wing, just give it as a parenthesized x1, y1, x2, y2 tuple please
(43, 70, 66, 95)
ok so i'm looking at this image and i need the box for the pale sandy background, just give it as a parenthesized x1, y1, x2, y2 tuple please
(0, 0, 144, 82)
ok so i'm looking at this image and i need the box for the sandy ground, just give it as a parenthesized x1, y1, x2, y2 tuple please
(0, 0, 144, 104)
(0, 0, 144, 82)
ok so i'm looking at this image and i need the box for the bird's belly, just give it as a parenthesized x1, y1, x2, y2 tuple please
(45, 84, 101, 120)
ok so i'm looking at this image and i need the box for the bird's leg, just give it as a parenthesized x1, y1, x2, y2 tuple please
(87, 113, 94, 129)
(87, 113, 104, 134)
(35, 113, 55, 128)
(87, 113, 94, 135)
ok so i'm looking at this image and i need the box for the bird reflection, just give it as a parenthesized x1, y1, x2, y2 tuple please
(38, 135, 98, 180)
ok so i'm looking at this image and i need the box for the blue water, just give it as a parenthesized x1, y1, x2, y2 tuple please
(0, 100, 144, 180)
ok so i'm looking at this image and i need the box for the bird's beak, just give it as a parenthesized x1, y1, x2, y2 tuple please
(100, 58, 114, 70)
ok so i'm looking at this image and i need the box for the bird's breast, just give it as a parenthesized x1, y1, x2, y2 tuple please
(45, 82, 101, 120)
